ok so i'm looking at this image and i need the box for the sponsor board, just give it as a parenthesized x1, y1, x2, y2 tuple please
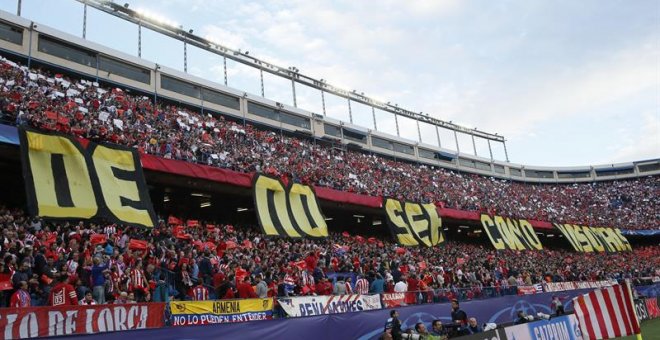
(278, 294, 382, 317)
(504, 315, 583, 340)
(169, 299, 273, 326)
(0, 303, 165, 339)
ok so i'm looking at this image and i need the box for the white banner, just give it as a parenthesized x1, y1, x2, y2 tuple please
(277, 294, 382, 317)
(544, 280, 618, 293)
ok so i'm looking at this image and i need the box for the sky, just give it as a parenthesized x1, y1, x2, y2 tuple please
(2, 0, 658, 167)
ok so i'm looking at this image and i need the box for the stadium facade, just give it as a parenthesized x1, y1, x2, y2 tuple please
(0, 9, 657, 186)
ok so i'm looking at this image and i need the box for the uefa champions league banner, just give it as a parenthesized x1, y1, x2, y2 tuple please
(278, 294, 382, 317)
(503, 314, 584, 340)
(64, 289, 594, 340)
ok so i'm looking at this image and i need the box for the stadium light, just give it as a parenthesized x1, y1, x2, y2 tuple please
(134, 7, 179, 28)
(373, 220, 382, 226)
(200, 202, 211, 208)
(236, 207, 248, 212)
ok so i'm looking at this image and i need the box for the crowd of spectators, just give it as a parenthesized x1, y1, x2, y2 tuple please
(0, 56, 657, 230)
(0, 203, 658, 309)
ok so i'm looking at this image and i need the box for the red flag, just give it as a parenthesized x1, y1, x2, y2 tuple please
(168, 216, 182, 225)
(0, 273, 12, 291)
(367, 237, 377, 244)
(573, 282, 641, 339)
(45, 111, 58, 120)
(57, 116, 69, 125)
(193, 240, 204, 251)
(242, 239, 253, 249)
(128, 239, 148, 251)
(176, 233, 193, 241)
(377, 241, 384, 248)
(90, 234, 107, 246)
(355, 236, 366, 244)
(173, 225, 185, 237)
(225, 241, 237, 250)
(457, 258, 465, 266)
(187, 220, 199, 227)
(418, 261, 427, 270)
(395, 247, 406, 255)
(342, 232, 350, 238)
(293, 260, 307, 270)
(206, 225, 216, 232)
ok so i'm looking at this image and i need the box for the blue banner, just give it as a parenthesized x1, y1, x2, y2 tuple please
(621, 229, 660, 236)
(0, 124, 18, 145)
(636, 283, 660, 298)
(52, 289, 592, 340)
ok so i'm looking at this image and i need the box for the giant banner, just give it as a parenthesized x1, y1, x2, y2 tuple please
(0, 303, 165, 339)
(480, 214, 543, 251)
(169, 299, 273, 326)
(19, 128, 157, 227)
(553, 223, 632, 252)
(278, 294, 382, 317)
(253, 174, 328, 238)
(383, 198, 445, 247)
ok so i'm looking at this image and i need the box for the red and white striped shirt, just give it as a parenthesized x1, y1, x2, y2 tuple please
(191, 285, 209, 301)
(301, 271, 314, 287)
(66, 260, 78, 274)
(355, 278, 370, 295)
(130, 268, 146, 290)
(104, 225, 117, 236)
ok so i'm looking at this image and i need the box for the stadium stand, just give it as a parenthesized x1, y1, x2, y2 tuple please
(0, 56, 657, 231)
(0, 203, 658, 308)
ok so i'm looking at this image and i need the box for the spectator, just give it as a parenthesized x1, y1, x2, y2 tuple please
(191, 281, 209, 301)
(91, 256, 109, 304)
(551, 295, 565, 316)
(430, 320, 448, 339)
(48, 274, 77, 306)
(256, 275, 268, 298)
(9, 281, 30, 307)
(370, 274, 385, 294)
(355, 275, 369, 295)
(450, 300, 467, 326)
(237, 276, 257, 299)
(79, 291, 97, 305)
(466, 318, 483, 334)
(384, 310, 402, 340)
